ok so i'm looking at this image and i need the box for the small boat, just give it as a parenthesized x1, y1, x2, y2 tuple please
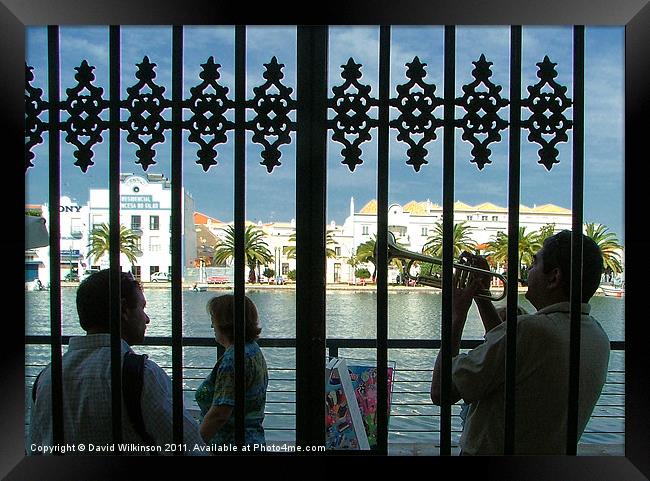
(600, 284, 624, 298)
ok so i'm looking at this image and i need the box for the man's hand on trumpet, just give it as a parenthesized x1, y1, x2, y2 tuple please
(457, 251, 504, 333)
(457, 251, 492, 293)
(452, 257, 483, 323)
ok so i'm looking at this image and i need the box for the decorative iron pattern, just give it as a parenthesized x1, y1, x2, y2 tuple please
(24, 52, 575, 175)
(390, 56, 444, 172)
(124, 56, 168, 171)
(329, 58, 378, 172)
(248, 57, 296, 173)
(456, 54, 509, 170)
(522, 56, 573, 171)
(62, 61, 107, 173)
(187, 57, 234, 172)
(25, 64, 48, 171)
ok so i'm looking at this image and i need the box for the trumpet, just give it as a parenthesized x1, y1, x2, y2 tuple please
(385, 232, 508, 301)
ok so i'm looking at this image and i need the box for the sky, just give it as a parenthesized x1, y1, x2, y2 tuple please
(25, 25, 624, 240)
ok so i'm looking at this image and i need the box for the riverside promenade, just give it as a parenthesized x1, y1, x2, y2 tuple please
(109, 282, 528, 293)
(57, 282, 618, 297)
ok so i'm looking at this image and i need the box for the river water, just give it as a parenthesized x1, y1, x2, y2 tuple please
(25, 288, 624, 448)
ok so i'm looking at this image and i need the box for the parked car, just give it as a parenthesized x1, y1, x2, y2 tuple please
(206, 275, 229, 284)
(150, 271, 171, 282)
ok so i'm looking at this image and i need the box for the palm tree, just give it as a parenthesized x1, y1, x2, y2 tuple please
(355, 235, 378, 281)
(87, 223, 140, 266)
(584, 223, 623, 276)
(285, 229, 338, 259)
(485, 226, 539, 282)
(346, 249, 361, 281)
(354, 233, 407, 281)
(535, 223, 556, 246)
(212, 225, 273, 283)
(422, 221, 477, 258)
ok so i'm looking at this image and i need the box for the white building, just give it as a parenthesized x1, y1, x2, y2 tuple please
(196, 197, 574, 285)
(344, 197, 573, 255)
(87, 173, 196, 281)
(28, 173, 197, 284)
(26, 196, 91, 283)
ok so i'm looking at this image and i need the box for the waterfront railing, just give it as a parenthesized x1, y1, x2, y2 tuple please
(25, 336, 625, 455)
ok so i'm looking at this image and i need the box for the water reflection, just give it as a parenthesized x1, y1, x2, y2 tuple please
(24, 287, 625, 447)
(25, 287, 625, 341)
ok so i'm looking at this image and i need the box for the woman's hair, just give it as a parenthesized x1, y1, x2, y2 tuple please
(76, 270, 142, 332)
(207, 294, 262, 343)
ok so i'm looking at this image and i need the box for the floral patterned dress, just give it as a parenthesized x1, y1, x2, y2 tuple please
(195, 342, 268, 447)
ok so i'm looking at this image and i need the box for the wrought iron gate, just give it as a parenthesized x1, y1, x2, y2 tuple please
(25, 25, 588, 455)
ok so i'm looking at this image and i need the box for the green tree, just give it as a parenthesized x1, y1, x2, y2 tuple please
(285, 229, 338, 259)
(212, 225, 273, 283)
(422, 221, 477, 258)
(535, 223, 556, 245)
(356, 235, 377, 281)
(486, 226, 540, 282)
(87, 223, 140, 266)
(356, 233, 409, 281)
(26, 208, 43, 217)
(584, 223, 623, 275)
(355, 267, 371, 280)
(347, 250, 360, 270)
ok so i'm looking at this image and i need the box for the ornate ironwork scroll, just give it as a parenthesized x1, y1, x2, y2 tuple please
(391, 56, 444, 172)
(522, 56, 573, 171)
(62, 61, 107, 173)
(124, 56, 168, 171)
(248, 57, 296, 173)
(456, 54, 508, 170)
(329, 58, 377, 172)
(25, 64, 48, 171)
(25, 40, 579, 177)
(187, 57, 234, 172)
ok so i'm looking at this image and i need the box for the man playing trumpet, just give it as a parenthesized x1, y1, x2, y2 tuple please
(429, 230, 610, 455)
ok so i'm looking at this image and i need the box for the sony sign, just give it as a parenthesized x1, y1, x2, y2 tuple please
(60, 206, 82, 213)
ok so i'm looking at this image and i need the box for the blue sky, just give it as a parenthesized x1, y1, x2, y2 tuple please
(25, 25, 624, 240)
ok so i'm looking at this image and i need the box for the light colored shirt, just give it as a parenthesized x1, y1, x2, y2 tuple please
(453, 302, 610, 455)
(28, 333, 206, 455)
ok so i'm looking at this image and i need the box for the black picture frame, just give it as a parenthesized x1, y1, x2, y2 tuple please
(3, 0, 649, 478)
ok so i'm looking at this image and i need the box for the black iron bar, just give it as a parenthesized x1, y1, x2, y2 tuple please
(47, 25, 64, 449)
(567, 24, 585, 455)
(234, 24, 246, 448)
(108, 25, 123, 445)
(376, 25, 390, 455)
(296, 26, 328, 447)
(440, 24, 456, 456)
(24, 336, 626, 352)
(171, 25, 184, 449)
(504, 25, 522, 454)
